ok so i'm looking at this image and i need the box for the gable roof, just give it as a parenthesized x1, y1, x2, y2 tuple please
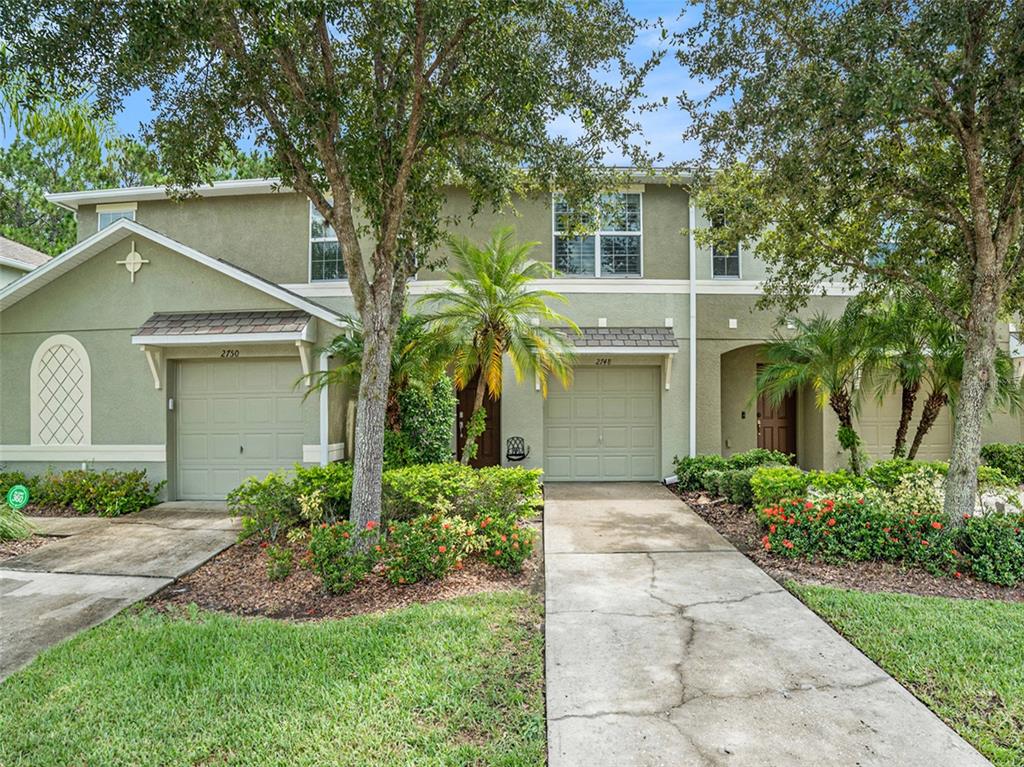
(45, 179, 290, 211)
(0, 236, 50, 271)
(0, 218, 343, 325)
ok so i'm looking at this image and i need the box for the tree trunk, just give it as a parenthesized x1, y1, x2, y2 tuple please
(907, 389, 947, 460)
(460, 374, 489, 466)
(892, 380, 920, 458)
(829, 391, 860, 475)
(348, 311, 399, 542)
(943, 310, 999, 525)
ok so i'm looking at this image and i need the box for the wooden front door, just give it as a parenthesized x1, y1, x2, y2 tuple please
(457, 376, 502, 467)
(756, 368, 797, 456)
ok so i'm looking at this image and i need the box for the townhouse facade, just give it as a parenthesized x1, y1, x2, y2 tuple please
(0, 177, 1019, 500)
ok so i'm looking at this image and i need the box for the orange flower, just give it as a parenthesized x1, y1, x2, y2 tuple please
(827, 518, 836, 527)
(438, 545, 447, 553)
(366, 520, 378, 530)
(931, 521, 943, 530)
(769, 524, 777, 533)
(500, 534, 508, 542)
(782, 539, 794, 549)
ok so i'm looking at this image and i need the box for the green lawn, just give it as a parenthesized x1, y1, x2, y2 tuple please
(792, 584, 1024, 767)
(0, 591, 544, 767)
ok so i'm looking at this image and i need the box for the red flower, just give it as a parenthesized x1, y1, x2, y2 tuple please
(920, 540, 929, 546)
(500, 534, 508, 542)
(963, 513, 972, 520)
(366, 520, 378, 530)
(827, 518, 836, 527)
(259, 541, 269, 549)
(857, 498, 865, 505)
(931, 521, 943, 530)
(782, 539, 794, 549)
(769, 524, 777, 533)
(495, 549, 502, 556)
(805, 501, 814, 510)
(954, 571, 962, 579)
(438, 545, 447, 553)
(342, 531, 350, 539)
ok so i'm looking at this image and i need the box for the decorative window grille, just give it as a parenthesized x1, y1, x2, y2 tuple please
(31, 335, 91, 445)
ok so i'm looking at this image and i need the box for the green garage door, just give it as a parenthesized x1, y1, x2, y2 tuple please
(544, 366, 661, 481)
(176, 358, 305, 500)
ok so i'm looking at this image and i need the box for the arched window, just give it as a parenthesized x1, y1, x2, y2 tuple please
(30, 334, 92, 446)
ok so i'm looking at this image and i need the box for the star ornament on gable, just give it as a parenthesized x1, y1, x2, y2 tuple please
(115, 240, 150, 283)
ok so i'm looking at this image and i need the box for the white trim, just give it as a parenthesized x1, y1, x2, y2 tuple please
(551, 192, 644, 279)
(0, 255, 35, 272)
(30, 334, 92, 447)
(0, 444, 166, 462)
(303, 442, 344, 463)
(308, 202, 347, 283)
(663, 354, 673, 391)
(131, 331, 309, 346)
(688, 202, 697, 458)
(280, 277, 859, 298)
(573, 346, 678, 355)
(318, 352, 330, 466)
(0, 219, 343, 325)
(139, 346, 164, 389)
(96, 201, 138, 212)
(45, 179, 288, 211)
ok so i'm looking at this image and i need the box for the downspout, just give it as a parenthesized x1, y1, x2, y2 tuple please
(318, 351, 329, 466)
(688, 199, 698, 457)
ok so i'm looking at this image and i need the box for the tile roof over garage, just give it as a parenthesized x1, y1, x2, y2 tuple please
(135, 309, 310, 337)
(560, 326, 679, 349)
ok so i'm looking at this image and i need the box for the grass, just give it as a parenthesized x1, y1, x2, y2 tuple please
(0, 591, 544, 767)
(791, 584, 1024, 767)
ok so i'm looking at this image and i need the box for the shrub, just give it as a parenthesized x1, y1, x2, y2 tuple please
(959, 513, 1024, 586)
(381, 463, 477, 520)
(229, 471, 301, 542)
(0, 471, 39, 501)
(673, 454, 728, 492)
(263, 543, 294, 582)
(291, 462, 353, 522)
(981, 442, 1024, 484)
(726, 448, 793, 470)
(395, 375, 457, 465)
(306, 520, 380, 594)
(0, 502, 32, 541)
(977, 465, 1013, 489)
(718, 467, 759, 507)
(38, 469, 163, 517)
(477, 514, 537, 573)
(751, 466, 808, 508)
(380, 511, 480, 584)
(888, 468, 945, 518)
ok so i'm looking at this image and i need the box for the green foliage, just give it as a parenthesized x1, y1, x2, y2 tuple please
(981, 443, 1024, 485)
(0, 471, 39, 500)
(726, 448, 792, 470)
(459, 408, 488, 466)
(717, 467, 759, 507)
(35, 469, 163, 517)
(262, 543, 293, 583)
(306, 521, 379, 594)
(750, 465, 808, 508)
(395, 375, 457, 465)
(673, 454, 728, 492)
(229, 471, 301, 542)
(477, 515, 537, 573)
(381, 513, 480, 585)
(0, 501, 32, 541)
(959, 514, 1024, 587)
(290, 462, 354, 522)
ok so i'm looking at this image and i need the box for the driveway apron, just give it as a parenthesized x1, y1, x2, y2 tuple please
(544, 483, 992, 767)
(0, 503, 237, 680)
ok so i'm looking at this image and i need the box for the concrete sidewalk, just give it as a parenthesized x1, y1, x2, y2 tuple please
(0, 503, 237, 680)
(544, 483, 991, 767)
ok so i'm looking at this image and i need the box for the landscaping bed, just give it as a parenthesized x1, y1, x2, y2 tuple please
(150, 532, 540, 620)
(0, 592, 545, 767)
(0, 535, 49, 563)
(682, 491, 1024, 601)
(791, 584, 1024, 767)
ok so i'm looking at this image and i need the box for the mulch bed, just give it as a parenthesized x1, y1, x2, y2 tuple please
(19, 504, 88, 518)
(0, 536, 50, 562)
(149, 537, 539, 621)
(678, 490, 1024, 602)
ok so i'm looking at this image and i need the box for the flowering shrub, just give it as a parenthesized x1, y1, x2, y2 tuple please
(306, 520, 380, 594)
(380, 512, 481, 584)
(959, 513, 1024, 586)
(477, 514, 537, 573)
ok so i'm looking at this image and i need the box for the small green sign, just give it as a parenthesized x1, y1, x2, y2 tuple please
(6, 484, 30, 510)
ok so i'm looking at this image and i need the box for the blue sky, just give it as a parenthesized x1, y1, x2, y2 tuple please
(16, 2, 707, 165)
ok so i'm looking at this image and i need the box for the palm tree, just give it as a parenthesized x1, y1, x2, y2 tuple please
(308, 313, 453, 429)
(756, 310, 876, 474)
(418, 227, 578, 464)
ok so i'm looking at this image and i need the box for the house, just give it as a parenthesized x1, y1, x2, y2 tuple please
(0, 236, 50, 287)
(0, 178, 1020, 500)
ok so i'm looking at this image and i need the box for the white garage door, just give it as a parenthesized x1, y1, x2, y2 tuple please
(176, 358, 305, 500)
(544, 366, 661, 481)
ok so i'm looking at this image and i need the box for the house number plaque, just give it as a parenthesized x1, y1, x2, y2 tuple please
(594, 358, 612, 366)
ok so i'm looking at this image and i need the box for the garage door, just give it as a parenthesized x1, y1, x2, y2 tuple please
(544, 366, 660, 481)
(176, 358, 305, 500)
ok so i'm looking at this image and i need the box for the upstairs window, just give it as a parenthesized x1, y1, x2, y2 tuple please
(310, 205, 346, 281)
(554, 192, 642, 277)
(711, 214, 740, 278)
(97, 203, 136, 230)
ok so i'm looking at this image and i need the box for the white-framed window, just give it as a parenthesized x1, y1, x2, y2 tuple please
(711, 214, 740, 278)
(30, 334, 92, 446)
(553, 192, 642, 278)
(309, 204, 346, 282)
(97, 202, 137, 231)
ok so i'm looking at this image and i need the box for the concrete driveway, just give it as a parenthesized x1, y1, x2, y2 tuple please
(544, 483, 992, 767)
(0, 503, 237, 680)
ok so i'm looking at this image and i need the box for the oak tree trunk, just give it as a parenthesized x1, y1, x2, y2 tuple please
(892, 381, 920, 458)
(943, 300, 999, 525)
(907, 389, 948, 460)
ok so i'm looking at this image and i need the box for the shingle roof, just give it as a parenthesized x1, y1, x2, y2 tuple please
(559, 326, 679, 349)
(0, 236, 50, 268)
(135, 309, 310, 337)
